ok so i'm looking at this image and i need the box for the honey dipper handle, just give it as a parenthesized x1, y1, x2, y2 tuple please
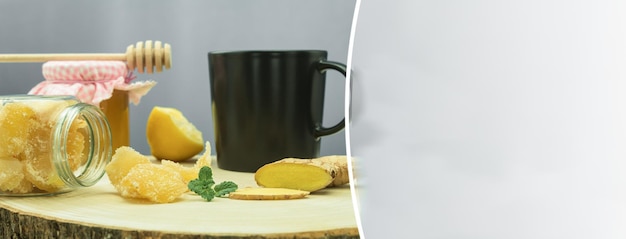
(0, 41, 171, 73)
(0, 53, 127, 62)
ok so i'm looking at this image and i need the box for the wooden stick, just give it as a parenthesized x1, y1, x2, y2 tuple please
(0, 40, 171, 73)
(0, 53, 126, 62)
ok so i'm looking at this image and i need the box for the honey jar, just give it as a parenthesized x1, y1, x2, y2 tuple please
(28, 61, 156, 151)
(0, 95, 112, 195)
(100, 89, 130, 150)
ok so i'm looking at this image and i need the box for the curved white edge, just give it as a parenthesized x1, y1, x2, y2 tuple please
(345, 0, 364, 238)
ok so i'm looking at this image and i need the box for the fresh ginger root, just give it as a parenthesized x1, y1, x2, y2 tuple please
(229, 187, 309, 200)
(254, 155, 352, 192)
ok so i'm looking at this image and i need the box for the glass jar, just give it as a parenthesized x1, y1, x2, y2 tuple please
(0, 95, 112, 196)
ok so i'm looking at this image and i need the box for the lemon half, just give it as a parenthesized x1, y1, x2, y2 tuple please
(146, 106, 204, 161)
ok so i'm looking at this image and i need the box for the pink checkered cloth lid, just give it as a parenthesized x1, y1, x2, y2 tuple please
(28, 61, 156, 106)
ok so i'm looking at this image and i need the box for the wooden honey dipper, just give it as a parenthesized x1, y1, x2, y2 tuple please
(0, 40, 171, 74)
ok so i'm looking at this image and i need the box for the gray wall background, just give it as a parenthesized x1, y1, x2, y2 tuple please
(0, 0, 355, 156)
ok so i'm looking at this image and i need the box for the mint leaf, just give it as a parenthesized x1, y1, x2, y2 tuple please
(214, 181, 238, 197)
(197, 166, 215, 185)
(198, 186, 216, 201)
(188, 178, 215, 201)
(188, 166, 238, 202)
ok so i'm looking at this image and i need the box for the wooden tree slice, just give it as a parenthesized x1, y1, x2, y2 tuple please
(0, 158, 359, 238)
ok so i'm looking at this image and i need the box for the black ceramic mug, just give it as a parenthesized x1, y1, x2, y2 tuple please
(208, 50, 346, 172)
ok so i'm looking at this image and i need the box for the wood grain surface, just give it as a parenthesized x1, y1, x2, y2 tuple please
(0, 158, 359, 239)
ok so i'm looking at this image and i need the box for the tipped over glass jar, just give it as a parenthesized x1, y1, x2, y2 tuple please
(0, 95, 111, 196)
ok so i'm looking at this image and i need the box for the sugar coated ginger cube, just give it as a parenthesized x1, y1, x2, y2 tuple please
(10, 179, 34, 194)
(161, 160, 200, 184)
(23, 154, 65, 192)
(67, 119, 88, 171)
(119, 164, 187, 203)
(115, 174, 143, 199)
(195, 141, 212, 168)
(0, 156, 33, 193)
(105, 146, 151, 186)
(18, 120, 64, 193)
(161, 142, 213, 185)
(0, 103, 37, 157)
(106, 144, 214, 203)
(27, 99, 73, 123)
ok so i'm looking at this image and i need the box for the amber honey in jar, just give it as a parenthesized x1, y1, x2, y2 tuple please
(0, 95, 112, 196)
(99, 89, 129, 150)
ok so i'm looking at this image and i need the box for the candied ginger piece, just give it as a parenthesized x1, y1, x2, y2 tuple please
(161, 141, 211, 183)
(0, 103, 37, 157)
(67, 118, 88, 171)
(0, 156, 32, 193)
(195, 141, 212, 168)
(107, 143, 213, 203)
(105, 146, 151, 186)
(17, 115, 48, 163)
(116, 174, 142, 199)
(23, 154, 64, 192)
(119, 164, 187, 203)
(28, 99, 73, 123)
(21, 123, 64, 192)
(161, 160, 200, 184)
(11, 179, 34, 194)
(161, 141, 213, 185)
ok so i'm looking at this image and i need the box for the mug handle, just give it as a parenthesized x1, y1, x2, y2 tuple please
(314, 60, 348, 137)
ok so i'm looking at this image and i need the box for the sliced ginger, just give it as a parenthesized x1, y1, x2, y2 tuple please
(229, 187, 309, 200)
(255, 155, 351, 192)
(105, 143, 213, 203)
